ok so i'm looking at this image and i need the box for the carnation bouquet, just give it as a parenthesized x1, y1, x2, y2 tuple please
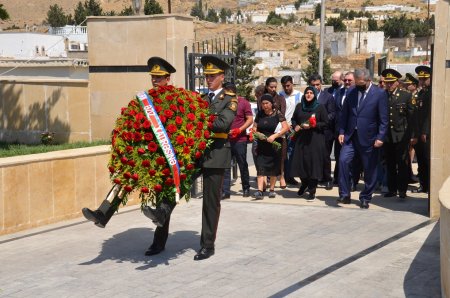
(108, 85, 213, 208)
(289, 113, 317, 141)
(253, 131, 282, 151)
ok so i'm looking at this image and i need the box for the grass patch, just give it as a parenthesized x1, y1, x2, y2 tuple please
(0, 140, 110, 158)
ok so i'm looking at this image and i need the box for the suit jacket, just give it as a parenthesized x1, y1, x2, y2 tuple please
(334, 87, 348, 137)
(202, 90, 237, 168)
(386, 88, 418, 143)
(317, 90, 336, 140)
(339, 84, 388, 148)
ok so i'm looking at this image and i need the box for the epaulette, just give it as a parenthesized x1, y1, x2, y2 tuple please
(224, 90, 236, 96)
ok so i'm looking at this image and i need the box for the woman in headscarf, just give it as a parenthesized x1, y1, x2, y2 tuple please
(290, 86, 329, 201)
(252, 93, 289, 199)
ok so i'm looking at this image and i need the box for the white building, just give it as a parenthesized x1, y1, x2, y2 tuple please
(363, 5, 420, 13)
(254, 50, 284, 69)
(48, 25, 89, 52)
(246, 11, 269, 23)
(325, 31, 385, 56)
(275, 5, 297, 15)
(0, 33, 67, 59)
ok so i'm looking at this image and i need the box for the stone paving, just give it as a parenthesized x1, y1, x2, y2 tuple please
(0, 183, 440, 297)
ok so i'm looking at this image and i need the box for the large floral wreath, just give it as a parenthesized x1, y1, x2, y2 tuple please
(108, 85, 213, 208)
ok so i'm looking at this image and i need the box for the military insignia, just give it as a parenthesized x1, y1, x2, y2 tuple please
(206, 63, 214, 70)
(224, 90, 236, 96)
(229, 102, 237, 111)
(386, 73, 395, 80)
(219, 94, 224, 100)
(151, 65, 160, 72)
(412, 98, 416, 105)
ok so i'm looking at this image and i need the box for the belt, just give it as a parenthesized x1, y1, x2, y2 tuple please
(212, 132, 228, 139)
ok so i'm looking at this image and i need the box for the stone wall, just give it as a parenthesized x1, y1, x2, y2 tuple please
(0, 146, 139, 235)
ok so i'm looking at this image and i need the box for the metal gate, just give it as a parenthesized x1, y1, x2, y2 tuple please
(185, 38, 238, 198)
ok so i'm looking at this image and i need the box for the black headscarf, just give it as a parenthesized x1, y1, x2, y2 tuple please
(301, 86, 320, 112)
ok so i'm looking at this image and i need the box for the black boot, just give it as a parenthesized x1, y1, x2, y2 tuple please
(82, 186, 122, 228)
(143, 200, 175, 227)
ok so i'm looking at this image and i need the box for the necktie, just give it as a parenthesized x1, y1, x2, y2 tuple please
(358, 91, 366, 108)
(208, 92, 215, 101)
(341, 89, 347, 106)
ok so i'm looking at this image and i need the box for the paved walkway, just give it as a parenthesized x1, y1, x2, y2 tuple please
(0, 164, 440, 297)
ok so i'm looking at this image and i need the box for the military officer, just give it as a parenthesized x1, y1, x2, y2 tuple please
(404, 73, 420, 183)
(194, 55, 237, 261)
(412, 65, 432, 193)
(381, 69, 418, 199)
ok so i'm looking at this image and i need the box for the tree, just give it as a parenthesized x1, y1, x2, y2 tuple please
(144, 0, 163, 15)
(119, 6, 134, 16)
(205, 8, 219, 22)
(233, 33, 257, 101)
(294, 0, 308, 10)
(73, 0, 102, 25)
(190, 0, 204, 20)
(219, 8, 232, 23)
(266, 11, 283, 26)
(325, 17, 346, 32)
(368, 18, 378, 31)
(46, 4, 68, 27)
(314, 4, 321, 20)
(301, 35, 331, 84)
(0, 3, 10, 20)
(74, 2, 86, 24)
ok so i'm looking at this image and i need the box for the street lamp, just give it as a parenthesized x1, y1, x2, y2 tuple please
(319, 0, 325, 77)
(132, 0, 142, 15)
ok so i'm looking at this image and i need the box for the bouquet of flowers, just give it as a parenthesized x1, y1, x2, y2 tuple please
(108, 85, 213, 208)
(253, 131, 282, 151)
(289, 114, 316, 141)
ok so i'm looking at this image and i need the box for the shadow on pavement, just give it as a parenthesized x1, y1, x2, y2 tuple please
(79, 228, 198, 270)
(403, 222, 441, 297)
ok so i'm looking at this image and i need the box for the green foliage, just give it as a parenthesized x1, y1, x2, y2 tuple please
(0, 3, 10, 20)
(301, 35, 331, 84)
(266, 11, 283, 25)
(219, 8, 232, 23)
(294, 0, 308, 10)
(119, 6, 134, 16)
(300, 17, 313, 25)
(103, 10, 116, 16)
(368, 18, 378, 31)
(46, 4, 68, 27)
(233, 33, 257, 101)
(0, 140, 110, 158)
(190, 0, 205, 20)
(381, 14, 434, 38)
(205, 8, 219, 22)
(74, 0, 103, 25)
(314, 4, 321, 20)
(144, 0, 163, 15)
(362, 0, 374, 7)
(326, 17, 346, 32)
(338, 9, 372, 20)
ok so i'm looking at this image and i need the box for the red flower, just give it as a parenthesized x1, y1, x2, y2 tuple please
(189, 104, 197, 111)
(159, 115, 167, 123)
(178, 160, 184, 166)
(134, 132, 142, 142)
(126, 145, 133, 153)
(128, 160, 136, 167)
(141, 187, 150, 193)
(180, 173, 187, 180)
(170, 104, 178, 112)
(186, 123, 194, 131)
(186, 138, 195, 146)
(155, 106, 163, 113)
(187, 113, 196, 121)
(179, 106, 185, 113)
(144, 133, 153, 141)
(123, 172, 131, 179)
(200, 112, 206, 119)
(186, 163, 195, 170)
(176, 135, 185, 145)
(204, 130, 210, 139)
(162, 168, 171, 176)
(167, 124, 177, 134)
(165, 178, 174, 185)
(129, 110, 136, 116)
(148, 142, 158, 152)
(166, 95, 174, 101)
(113, 178, 122, 185)
(137, 148, 145, 155)
(154, 184, 163, 192)
(183, 146, 190, 154)
(194, 130, 202, 138)
(121, 157, 128, 164)
(175, 116, 183, 126)
(121, 107, 127, 115)
(156, 156, 166, 165)
(108, 166, 115, 173)
(143, 120, 151, 129)
(142, 160, 150, 167)
(309, 115, 317, 128)
(149, 89, 158, 97)
(177, 98, 184, 105)
(209, 115, 216, 122)
(148, 169, 156, 176)
(195, 151, 202, 159)
(124, 185, 133, 192)
(164, 110, 174, 118)
(198, 141, 207, 150)
(131, 173, 139, 181)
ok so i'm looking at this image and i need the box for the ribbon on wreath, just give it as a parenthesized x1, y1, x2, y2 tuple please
(136, 91, 181, 202)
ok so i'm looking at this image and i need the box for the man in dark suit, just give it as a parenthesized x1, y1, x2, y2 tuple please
(412, 65, 432, 194)
(308, 74, 336, 190)
(326, 71, 344, 98)
(194, 55, 237, 260)
(337, 68, 388, 209)
(381, 69, 418, 199)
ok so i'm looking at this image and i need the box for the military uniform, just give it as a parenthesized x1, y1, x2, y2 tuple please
(195, 55, 237, 261)
(413, 66, 432, 193)
(382, 70, 418, 197)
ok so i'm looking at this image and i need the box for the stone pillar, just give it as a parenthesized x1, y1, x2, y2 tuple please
(86, 15, 194, 140)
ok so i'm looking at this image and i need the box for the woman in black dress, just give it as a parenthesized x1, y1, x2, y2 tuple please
(252, 94, 289, 199)
(290, 86, 328, 201)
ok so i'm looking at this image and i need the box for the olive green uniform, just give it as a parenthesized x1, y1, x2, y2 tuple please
(200, 90, 237, 249)
(384, 88, 418, 195)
